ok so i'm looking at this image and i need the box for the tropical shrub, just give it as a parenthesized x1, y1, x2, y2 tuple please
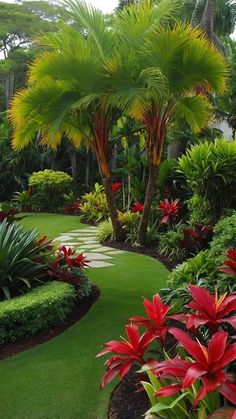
(210, 211, 236, 259)
(80, 183, 109, 222)
(0, 281, 75, 344)
(177, 224, 213, 254)
(157, 229, 186, 262)
(29, 169, 72, 212)
(0, 220, 52, 300)
(0, 201, 18, 223)
(178, 139, 236, 223)
(97, 220, 115, 243)
(13, 190, 33, 212)
(48, 246, 92, 299)
(97, 286, 236, 418)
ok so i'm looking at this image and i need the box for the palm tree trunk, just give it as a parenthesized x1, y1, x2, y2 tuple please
(191, 0, 202, 26)
(200, 0, 215, 39)
(70, 150, 77, 188)
(85, 151, 90, 186)
(102, 175, 124, 241)
(137, 165, 159, 245)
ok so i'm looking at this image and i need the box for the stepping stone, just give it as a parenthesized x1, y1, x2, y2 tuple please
(84, 252, 113, 260)
(53, 235, 72, 242)
(78, 237, 98, 242)
(80, 244, 100, 249)
(86, 260, 114, 268)
(92, 246, 114, 252)
(106, 250, 125, 255)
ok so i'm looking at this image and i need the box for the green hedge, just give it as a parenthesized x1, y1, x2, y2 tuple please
(0, 282, 75, 344)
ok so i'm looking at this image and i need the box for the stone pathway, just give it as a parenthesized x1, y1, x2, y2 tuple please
(53, 226, 124, 268)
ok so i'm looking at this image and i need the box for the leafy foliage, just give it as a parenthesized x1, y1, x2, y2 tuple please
(0, 281, 75, 344)
(97, 220, 115, 243)
(0, 220, 52, 300)
(157, 229, 186, 262)
(178, 139, 236, 223)
(80, 183, 109, 222)
(29, 169, 72, 212)
(98, 286, 236, 417)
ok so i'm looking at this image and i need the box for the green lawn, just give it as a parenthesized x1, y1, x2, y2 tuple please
(0, 214, 169, 419)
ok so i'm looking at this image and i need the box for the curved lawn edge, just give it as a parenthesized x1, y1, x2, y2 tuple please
(0, 214, 169, 419)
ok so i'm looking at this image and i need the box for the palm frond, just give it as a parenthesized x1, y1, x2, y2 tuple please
(172, 95, 212, 133)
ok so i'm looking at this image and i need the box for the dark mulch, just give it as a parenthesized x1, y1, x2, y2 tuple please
(109, 367, 150, 419)
(0, 285, 100, 361)
(104, 240, 177, 271)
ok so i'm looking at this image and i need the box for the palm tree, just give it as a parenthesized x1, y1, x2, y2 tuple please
(9, 0, 176, 240)
(10, 1, 125, 237)
(107, 1, 228, 244)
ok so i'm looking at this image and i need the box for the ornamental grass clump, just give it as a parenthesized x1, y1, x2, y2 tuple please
(97, 285, 236, 418)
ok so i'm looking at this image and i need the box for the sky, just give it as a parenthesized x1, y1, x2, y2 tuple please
(88, 0, 118, 13)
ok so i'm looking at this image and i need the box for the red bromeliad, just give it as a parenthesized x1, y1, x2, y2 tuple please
(112, 182, 122, 194)
(219, 249, 236, 276)
(129, 294, 171, 345)
(58, 246, 90, 269)
(157, 199, 180, 224)
(132, 202, 144, 214)
(153, 329, 236, 407)
(184, 285, 236, 331)
(96, 324, 156, 389)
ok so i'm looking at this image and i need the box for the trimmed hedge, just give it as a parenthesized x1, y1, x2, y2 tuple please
(0, 281, 75, 344)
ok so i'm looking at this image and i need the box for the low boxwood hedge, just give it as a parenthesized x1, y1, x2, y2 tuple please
(0, 281, 75, 344)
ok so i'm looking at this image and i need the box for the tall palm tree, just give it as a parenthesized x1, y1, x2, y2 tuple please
(9, 0, 176, 240)
(108, 1, 228, 244)
(10, 1, 124, 237)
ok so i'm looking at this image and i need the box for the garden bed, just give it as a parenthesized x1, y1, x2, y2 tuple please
(109, 367, 149, 419)
(0, 284, 100, 360)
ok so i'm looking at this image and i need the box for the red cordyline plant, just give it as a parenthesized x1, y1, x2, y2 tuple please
(181, 285, 236, 332)
(152, 329, 236, 405)
(177, 224, 213, 253)
(129, 294, 172, 346)
(219, 249, 236, 276)
(98, 285, 236, 417)
(157, 198, 180, 224)
(132, 202, 144, 214)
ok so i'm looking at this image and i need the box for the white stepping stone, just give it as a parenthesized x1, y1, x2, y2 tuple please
(84, 253, 113, 260)
(80, 244, 100, 249)
(86, 260, 114, 268)
(59, 242, 80, 246)
(80, 237, 99, 244)
(53, 235, 72, 242)
(106, 250, 125, 255)
(92, 246, 114, 252)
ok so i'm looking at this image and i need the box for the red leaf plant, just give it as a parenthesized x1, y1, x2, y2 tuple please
(96, 324, 156, 389)
(157, 198, 180, 224)
(132, 202, 144, 213)
(219, 249, 236, 276)
(177, 224, 213, 253)
(112, 182, 122, 194)
(180, 285, 236, 332)
(152, 329, 236, 407)
(129, 293, 173, 345)
(58, 245, 90, 269)
(63, 199, 81, 215)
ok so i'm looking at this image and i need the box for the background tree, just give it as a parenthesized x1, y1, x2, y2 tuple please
(108, 0, 228, 244)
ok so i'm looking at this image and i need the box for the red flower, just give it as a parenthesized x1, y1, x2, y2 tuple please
(129, 294, 171, 345)
(58, 246, 90, 268)
(185, 285, 236, 331)
(219, 249, 236, 276)
(112, 182, 122, 194)
(154, 329, 236, 406)
(132, 202, 144, 213)
(157, 199, 180, 224)
(96, 324, 156, 389)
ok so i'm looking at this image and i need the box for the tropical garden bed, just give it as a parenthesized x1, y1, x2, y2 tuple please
(0, 0, 236, 418)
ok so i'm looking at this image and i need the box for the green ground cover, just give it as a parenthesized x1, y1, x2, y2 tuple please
(0, 214, 169, 419)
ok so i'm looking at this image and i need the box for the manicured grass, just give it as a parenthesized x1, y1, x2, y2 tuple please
(0, 214, 169, 419)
